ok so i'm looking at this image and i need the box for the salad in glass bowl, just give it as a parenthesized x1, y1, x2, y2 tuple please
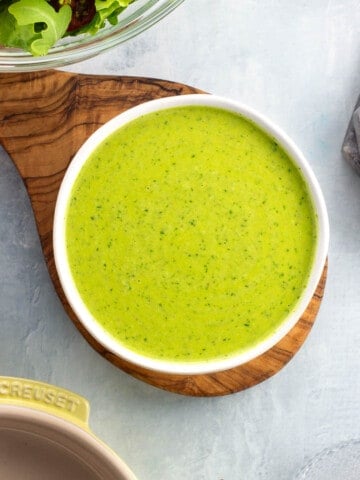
(0, 0, 184, 71)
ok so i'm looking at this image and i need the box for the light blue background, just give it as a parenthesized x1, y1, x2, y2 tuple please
(1, 1, 360, 478)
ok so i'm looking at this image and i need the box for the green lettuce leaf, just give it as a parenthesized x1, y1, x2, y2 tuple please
(0, 0, 71, 56)
(0, 3, 39, 51)
(0, 0, 135, 56)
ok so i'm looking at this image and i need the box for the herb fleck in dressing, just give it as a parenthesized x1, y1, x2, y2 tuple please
(66, 106, 317, 362)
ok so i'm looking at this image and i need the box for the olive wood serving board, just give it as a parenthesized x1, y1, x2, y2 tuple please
(0, 70, 327, 396)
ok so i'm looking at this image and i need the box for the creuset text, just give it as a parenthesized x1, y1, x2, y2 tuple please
(0, 380, 80, 412)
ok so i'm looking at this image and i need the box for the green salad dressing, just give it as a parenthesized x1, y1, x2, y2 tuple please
(65, 106, 317, 362)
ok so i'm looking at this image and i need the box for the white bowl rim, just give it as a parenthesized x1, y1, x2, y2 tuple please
(53, 93, 329, 375)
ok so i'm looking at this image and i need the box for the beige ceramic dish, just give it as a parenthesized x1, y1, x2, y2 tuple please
(0, 377, 137, 479)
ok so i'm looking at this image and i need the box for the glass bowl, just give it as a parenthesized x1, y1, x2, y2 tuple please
(0, 0, 184, 73)
(295, 440, 360, 480)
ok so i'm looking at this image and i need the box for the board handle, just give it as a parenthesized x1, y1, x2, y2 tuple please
(0, 376, 89, 428)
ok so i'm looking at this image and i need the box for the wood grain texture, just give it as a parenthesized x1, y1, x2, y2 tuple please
(0, 70, 327, 396)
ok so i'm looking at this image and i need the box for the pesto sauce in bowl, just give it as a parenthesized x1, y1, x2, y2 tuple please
(63, 103, 319, 367)
(62, 106, 317, 361)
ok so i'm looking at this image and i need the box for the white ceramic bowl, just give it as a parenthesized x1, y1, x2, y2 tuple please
(0, 377, 137, 479)
(53, 94, 329, 376)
